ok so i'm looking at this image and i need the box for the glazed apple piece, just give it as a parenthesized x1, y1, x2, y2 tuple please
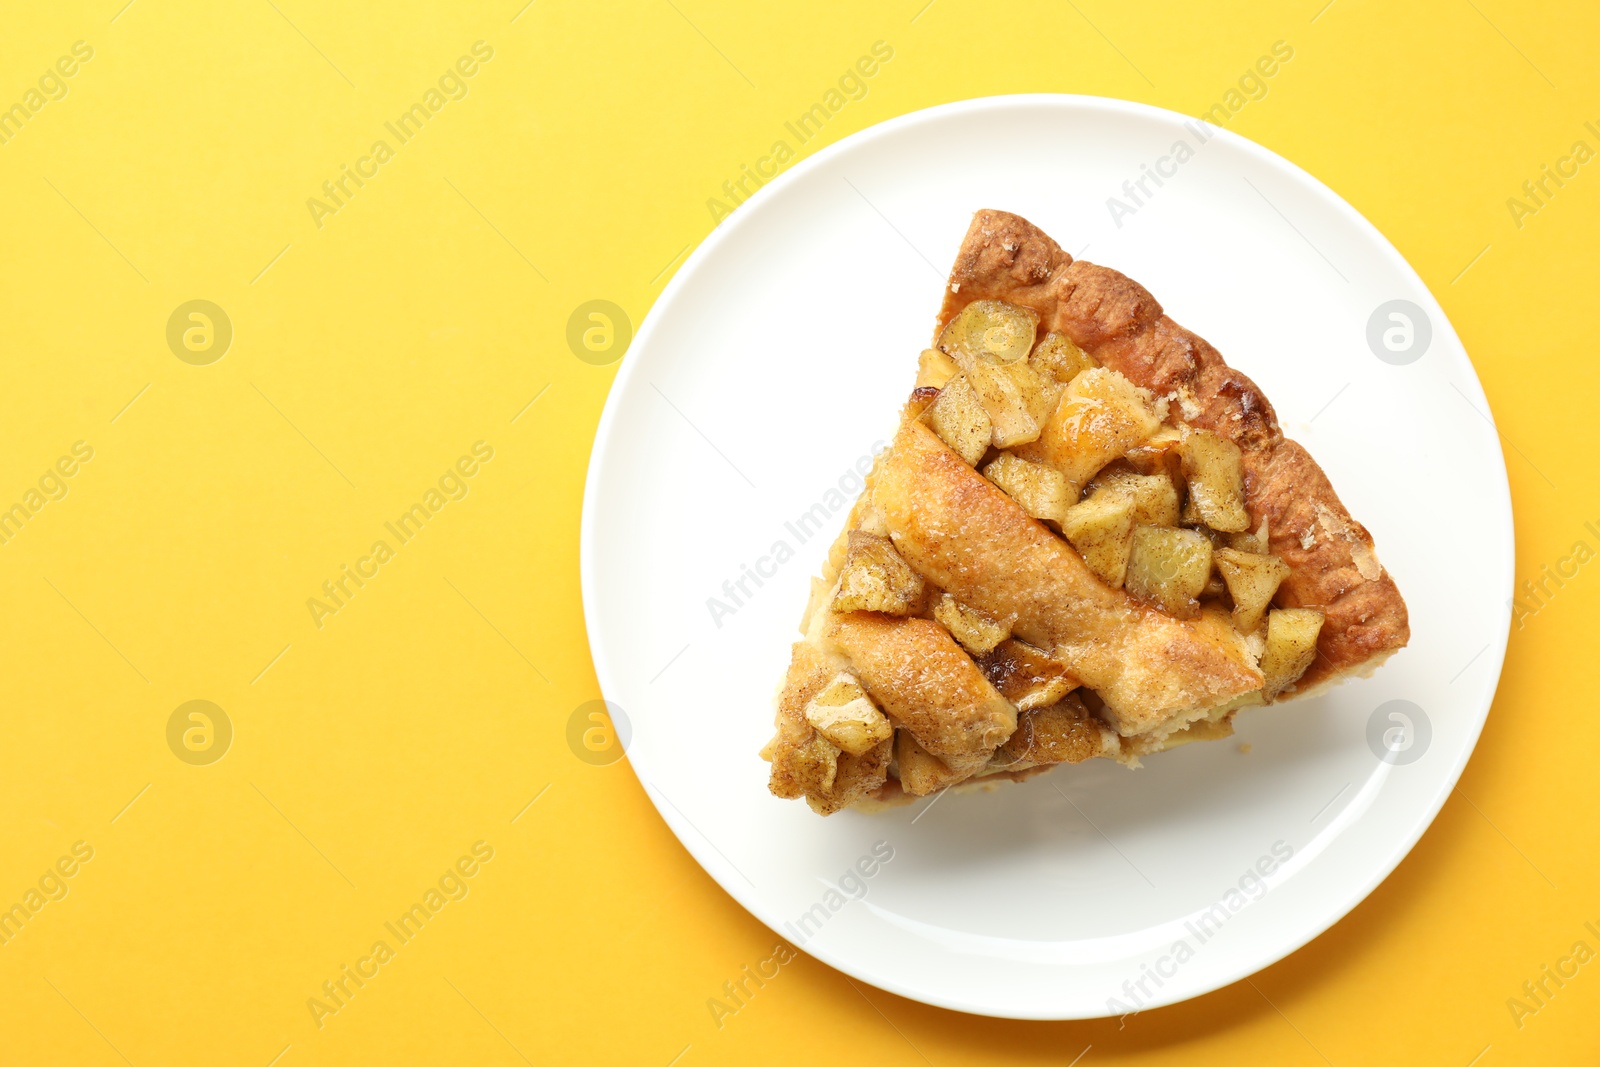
(1227, 517, 1271, 555)
(1085, 468, 1181, 529)
(1125, 525, 1213, 619)
(938, 298, 1038, 365)
(832, 531, 924, 615)
(803, 673, 893, 756)
(933, 593, 1013, 656)
(1261, 608, 1325, 699)
(978, 639, 1078, 713)
(994, 693, 1102, 768)
(915, 347, 958, 389)
(1060, 491, 1136, 588)
(894, 729, 965, 796)
(1028, 331, 1097, 384)
(1020, 368, 1166, 492)
(1181, 429, 1250, 533)
(982, 453, 1073, 523)
(922, 376, 992, 465)
(936, 301, 1054, 447)
(1214, 548, 1291, 633)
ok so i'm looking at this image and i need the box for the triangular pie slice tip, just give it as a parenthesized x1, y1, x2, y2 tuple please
(762, 209, 1409, 815)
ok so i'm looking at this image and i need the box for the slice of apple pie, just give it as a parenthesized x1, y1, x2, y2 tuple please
(762, 210, 1408, 814)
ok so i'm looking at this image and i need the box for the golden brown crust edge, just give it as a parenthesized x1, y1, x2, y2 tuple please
(937, 209, 1409, 693)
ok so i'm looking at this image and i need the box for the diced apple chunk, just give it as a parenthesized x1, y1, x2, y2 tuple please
(963, 360, 1053, 448)
(1022, 368, 1166, 490)
(982, 453, 1072, 523)
(1125, 525, 1213, 618)
(895, 729, 962, 796)
(803, 673, 893, 757)
(938, 300, 1039, 366)
(792, 732, 841, 794)
(995, 694, 1100, 768)
(1260, 607, 1325, 700)
(1227, 518, 1271, 555)
(1260, 607, 1324, 698)
(1214, 548, 1291, 633)
(938, 301, 1054, 447)
(1181, 429, 1250, 533)
(1029, 332, 1097, 384)
(922, 376, 992, 465)
(1061, 491, 1136, 588)
(978, 639, 1078, 712)
(1125, 426, 1184, 481)
(832, 531, 924, 615)
(933, 593, 1012, 656)
(915, 347, 958, 389)
(1087, 469, 1181, 528)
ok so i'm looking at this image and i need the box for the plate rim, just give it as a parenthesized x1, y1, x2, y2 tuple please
(579, 92, 1514, 1020)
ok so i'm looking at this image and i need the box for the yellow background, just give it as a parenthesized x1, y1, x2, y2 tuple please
(0, 1, 1594, 1063)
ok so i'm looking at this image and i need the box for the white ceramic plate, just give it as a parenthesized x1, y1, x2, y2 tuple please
(580, 95, 1512, 1019)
